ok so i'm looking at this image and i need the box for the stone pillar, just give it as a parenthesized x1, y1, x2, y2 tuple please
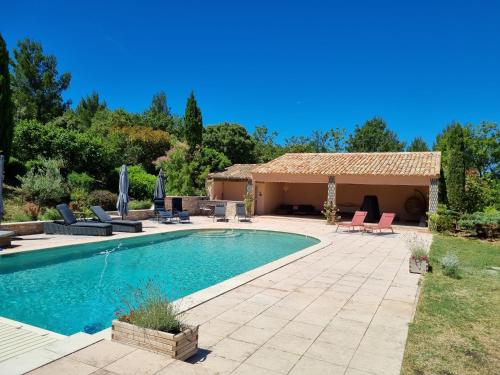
(429, 178, 439, 213)
(246, 179, 253, 195)
(327, 176, 336, 204)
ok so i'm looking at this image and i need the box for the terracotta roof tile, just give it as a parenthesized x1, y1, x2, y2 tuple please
(252, 152, 441, 177)
(208, 164, 258, 180)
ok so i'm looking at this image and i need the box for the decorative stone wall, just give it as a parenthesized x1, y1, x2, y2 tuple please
(327, 176, 336, 204)
(164, 196, 207, 215)
(429, 178, 439, 213)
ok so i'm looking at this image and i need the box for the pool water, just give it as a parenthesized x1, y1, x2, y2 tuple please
(0, 229, 318, 335)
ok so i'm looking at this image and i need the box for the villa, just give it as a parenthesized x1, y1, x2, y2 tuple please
(208, 152, 441, 223)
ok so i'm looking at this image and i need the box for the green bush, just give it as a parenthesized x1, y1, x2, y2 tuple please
(458, 211, 500, 239)
(68, 172, 95, 191)
(439, 252, 461, 278)
(4, 157, 26, 185)
(428, 205, 460, 233)
(129, 200, 152, 210)
(70, 187, 90, 212)
(88, 190, 116, 210)
(40, 208, 61, 221)
(2, 199, 32, 222)
(17, 158, 67, 207)
(127, 165, 156, 200)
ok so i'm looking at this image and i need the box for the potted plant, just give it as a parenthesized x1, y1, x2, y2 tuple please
(112, 282, 198, 361)
(321, 201, 339, 225)
(406, 233, 430, 274)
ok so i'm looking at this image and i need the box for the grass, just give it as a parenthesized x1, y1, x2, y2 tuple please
(401, 235, 500, 375)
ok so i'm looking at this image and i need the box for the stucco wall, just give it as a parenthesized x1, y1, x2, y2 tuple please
(210, 180, 247, 201)
(255, 182, 284, 214)
(283, 183, 328, 211)
(336, 184, 428, 222)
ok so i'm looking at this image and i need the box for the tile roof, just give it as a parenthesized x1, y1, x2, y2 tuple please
(252, 152, 441, 177)
(208, 164, 258, 180)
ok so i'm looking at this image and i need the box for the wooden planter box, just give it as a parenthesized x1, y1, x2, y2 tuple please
(111, 320, 198, 360)
(409, 257, 429, 274)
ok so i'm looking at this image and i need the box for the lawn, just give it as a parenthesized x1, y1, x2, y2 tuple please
(401, 235, 500, 375)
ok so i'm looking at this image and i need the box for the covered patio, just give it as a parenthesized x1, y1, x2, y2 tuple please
(251, 152, 440, 224)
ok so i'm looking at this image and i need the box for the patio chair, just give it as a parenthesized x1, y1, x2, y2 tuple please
(90, 206, 142, 233)
(213, 204, 227, 222)
(159, 210, 177, 224)
(235, 202, 250, 222)
(153, 198, 166, 221)
(336, 211, 368, 232)
(363, 213, 396, 233)
(43, 204, 113, 236)
(178, 211, 191, 223)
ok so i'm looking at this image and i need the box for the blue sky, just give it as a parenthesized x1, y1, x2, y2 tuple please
(3, 0, 500, 146)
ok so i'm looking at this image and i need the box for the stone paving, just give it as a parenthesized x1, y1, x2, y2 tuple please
(11, 216, 428, 374)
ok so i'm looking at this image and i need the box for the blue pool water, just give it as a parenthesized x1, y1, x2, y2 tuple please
(0, 229, 318, 335)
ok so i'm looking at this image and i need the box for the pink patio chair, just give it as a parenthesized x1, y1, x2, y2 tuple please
(336, 211, 368, 232)
(363, 213, 396, 233)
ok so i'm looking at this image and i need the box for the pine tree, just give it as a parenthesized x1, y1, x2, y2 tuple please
(446, 124, 466, 211)
(407, 136, 429, 152)
(0, 34, 14, 160)
(184, 91, 203, 152)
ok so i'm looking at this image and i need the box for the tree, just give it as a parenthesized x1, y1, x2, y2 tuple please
(75, 91, 107, 129)
(346, 117, 405, 152)
(253, 125, 283, 162)
(184, 92, 203, 153)
(283, 128, 346, 153)
(143, 91, 176, 132)
(446, 124, 466, 212)
(464, 122, 499, 177)
(407, 137, 429, 152)
(203, 123, 256, 164)
(0, 33, 14, 160)
(10, 39, 71, 122)
(148, 91, 170, 116)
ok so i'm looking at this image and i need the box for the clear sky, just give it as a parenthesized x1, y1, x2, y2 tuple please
(3, 0, 500, 146)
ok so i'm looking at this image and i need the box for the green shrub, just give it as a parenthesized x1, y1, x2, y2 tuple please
(129, 200, 152, 210)
(68, 172, 95, 191)
(458, 211, 500, 239)
(126, 165, 156, 200)
(2, 199, 32, 222)
(17, 158, 67, 207)
(117, 282, 182, 334)
(4, 157, 26, 185)
(439, 252, 461, 278)
(88, 190, 116, 210)
(428, 205, 460, 233)
(40, 208, 61, 221)
(70, 187, 90, 212)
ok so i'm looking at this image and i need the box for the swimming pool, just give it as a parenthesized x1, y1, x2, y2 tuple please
(0, 229, 319, 335)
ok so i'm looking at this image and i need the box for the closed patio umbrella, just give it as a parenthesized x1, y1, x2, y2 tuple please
(0, 155, 4, 223)
(154, 169, 166, 200)
(117, 165, 129, 220)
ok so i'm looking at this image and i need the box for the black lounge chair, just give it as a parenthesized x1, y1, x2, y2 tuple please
(213, 204, 227, 222)
(90, 206, 142, 233)
(178, 211, 191, 223)
(44, 204, 113, 236)
(159, 210, 177, 224)
(153, 198, 166, 221)
(235, 202, 250, 222)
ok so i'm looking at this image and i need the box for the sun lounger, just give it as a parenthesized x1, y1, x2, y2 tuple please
(178, 211, 191, 223)
(44, 204, 113, 236)
(336, 211, 368, 232)
(153, 198, 166, 221)
(0, 230, 14, 248)
(235, 202, 250, 222)
(159, 210, 177, 224)
(363, 213, 396, 233)
(90, 206, 142, 232)
(213, 204, 227, 222)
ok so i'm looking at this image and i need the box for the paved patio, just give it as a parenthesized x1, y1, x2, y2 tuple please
(3, 217, 427, 374)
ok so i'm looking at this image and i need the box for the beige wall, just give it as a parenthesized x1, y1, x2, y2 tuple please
(336, 184, 428, 221)
(255, 182, 284, 214)
(283, 183, 327, 211)
(210, 180, 247, 201)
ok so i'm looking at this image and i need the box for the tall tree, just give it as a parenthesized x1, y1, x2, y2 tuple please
(75, 91, 107, 129)
(184, 91, 203, 152)
(346, 117, 405, 152)
(203, 123, 256, 164)
(253, 125, 283, 162)
(407, 136, 429, 151)
(10, 38, 71, 122)
(446, 124, 466, 212)
(0, 34, 14, 160)
(148, 91, 170, 116)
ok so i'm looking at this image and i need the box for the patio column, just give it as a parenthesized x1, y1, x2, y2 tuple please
(429, 177, 439, 213)
(327, 176, 336, 205)
(246, 179, 253, 195)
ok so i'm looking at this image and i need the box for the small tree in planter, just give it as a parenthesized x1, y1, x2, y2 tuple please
(113, 282, 198, 360)
(321, 201, 339, 224)
(405, 233, 430, 274)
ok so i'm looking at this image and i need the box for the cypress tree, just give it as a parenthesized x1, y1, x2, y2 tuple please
(0, 34, 14, 160)
(184, 91, 203, 152)
(446, 124, 466, 211)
